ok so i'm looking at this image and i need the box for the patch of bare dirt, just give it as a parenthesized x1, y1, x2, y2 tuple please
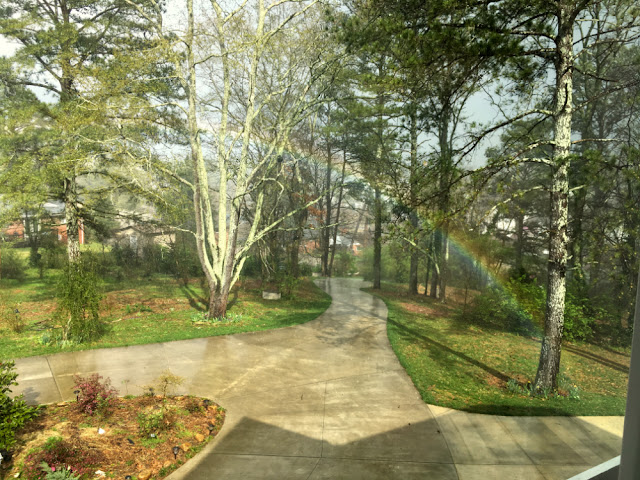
(483, 373, 509, 392)
(399, 302, 444, 317)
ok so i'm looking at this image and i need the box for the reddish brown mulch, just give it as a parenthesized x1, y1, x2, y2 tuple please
(1, 396, 225, 480)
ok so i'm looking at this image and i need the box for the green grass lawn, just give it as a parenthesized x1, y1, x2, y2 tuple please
(0, 270, 331, 360)
(366, 283, 629, 416)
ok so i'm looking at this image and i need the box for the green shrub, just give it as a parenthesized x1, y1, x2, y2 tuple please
(592, 312, 632, 347)
(137, 410, 164, 437)
(298, 263, 313, 277)
(40, 236, 66, 270)
(333, 251, 356, 277)
(111, 243, 138, 269)
(0, 360, 40, 451)
(462, 278, 595, 341)
(0, 248, 26, 282)
(240, 255, 261, 278)
(154, 370, 185, 400)
(563, 292, 593, 342)
(54, 260, 104, 343)
(81, 251, 115, 277)
(137, 408, 175, 437)
(167, 236, 202, 285)
(278, 274, 299, 299)
(504, 278, 545, 325)
(0, 294, 25, 333)
(462, 285, 539, 336)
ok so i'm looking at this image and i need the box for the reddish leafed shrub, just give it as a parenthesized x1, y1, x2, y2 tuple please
(22, 437, 101, 480)
(72, 374, 118, 416)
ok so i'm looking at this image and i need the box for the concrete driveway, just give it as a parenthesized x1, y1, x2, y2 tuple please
(13, 278, 623, 479)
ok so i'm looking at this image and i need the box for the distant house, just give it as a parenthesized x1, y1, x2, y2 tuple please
(1, 201, 85, 245)
(301, 233, 362, 260)
(4, 222, 25, 238)
(330, 235, 362, 256)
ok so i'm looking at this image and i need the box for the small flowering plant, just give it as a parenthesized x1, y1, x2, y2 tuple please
(22, 437, 99, 480)
(38, 462, 81, 479)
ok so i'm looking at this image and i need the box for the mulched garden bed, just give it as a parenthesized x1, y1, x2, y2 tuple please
(0, 395, 225, 480)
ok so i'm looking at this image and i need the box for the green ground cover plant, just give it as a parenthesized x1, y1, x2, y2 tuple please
(0, 361, 40, 452)
(0, 248, 331, 359)
(367, 283, 629, 416)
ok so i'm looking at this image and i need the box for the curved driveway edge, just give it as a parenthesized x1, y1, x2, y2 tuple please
(13, 278, 624, 479)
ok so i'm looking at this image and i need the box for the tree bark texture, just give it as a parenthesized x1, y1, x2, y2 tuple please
(409, 109, 419, 295)
(515, 211, 524, 274)
(321, 132, 332, 276)
(534, 2, 574, 392)
(424, 232, 433, 296)
(63, 177, 81, 263)
(439, 229, 449, 301)
(373, 187, 382, 289)
(436, 100, 452, 302)
(329, 150, 347, 275)
(430, 229, 441, 298)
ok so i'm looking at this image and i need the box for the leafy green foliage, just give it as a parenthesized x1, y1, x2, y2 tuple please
(278, 274, 299, 299)
(154, 370, 185, 400)
(55, 261, 104, 343)
(562, 292, 593, 343)
(462, 278, 598, 342)
(332, 251, 357, 277)
(359, 244, 410, 284)
(240, 255, 261, 278)
(0, 294, 25, 333)
(40, 238, 67, 270)
(137, 410, 169, 437)
(297, 263, 314, 277)
(38, 462, 81, 480)
(0, 360, 39, 451)
(462, 284, 540, 337)
(0, 247, 27, 282)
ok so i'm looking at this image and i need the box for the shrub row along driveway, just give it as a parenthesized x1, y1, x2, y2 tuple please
(13, 278, 623, 479)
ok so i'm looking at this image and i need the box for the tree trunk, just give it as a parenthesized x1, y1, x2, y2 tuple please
(289, 161, 307, 278)
(514, 211, 525, 275)
(209, 286, 229, 319)
(63, 177, 81, 263)
(408, 108, 419, 295)
(289, 204, 307, 279)
(23, 211, 40, 267)
(430, 229, 441, 298)
(290, 235, 301, 278)
(186, 0, 217, 318)
(439, 228, 449, 302)
(373, 187, 382, 289)
(568, 184, 587, 283)
(321, 130, 332, 277)
(409, 235, 419, 294)
(329, 149, 347, 275)
(533, 5, 573, 393)
(424, 232, 433, 296)
(433, 98, 452, 301)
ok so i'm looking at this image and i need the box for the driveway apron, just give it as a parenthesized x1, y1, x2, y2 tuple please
(12, 278, 624, 479)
